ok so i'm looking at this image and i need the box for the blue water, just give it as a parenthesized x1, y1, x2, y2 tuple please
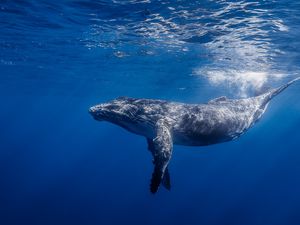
(1, 0, 300, 224)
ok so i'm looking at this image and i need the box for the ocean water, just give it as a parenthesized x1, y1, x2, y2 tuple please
(1, 0, 300, 224)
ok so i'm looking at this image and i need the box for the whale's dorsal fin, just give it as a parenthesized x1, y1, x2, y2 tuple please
(116, 96, 135, 101)
(147, 119, 173, 193)
(208, 96, 227, 104)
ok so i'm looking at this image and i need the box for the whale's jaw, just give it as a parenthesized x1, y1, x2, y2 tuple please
(89, 105, 106, 121)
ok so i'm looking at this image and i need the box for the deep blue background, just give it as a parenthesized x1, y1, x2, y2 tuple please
(1, 1, 300, 224)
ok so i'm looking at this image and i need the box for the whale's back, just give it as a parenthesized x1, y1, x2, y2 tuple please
(179, 77, 300, 145)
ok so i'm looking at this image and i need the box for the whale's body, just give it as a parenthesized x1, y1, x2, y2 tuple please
(89, 77, 299, 193)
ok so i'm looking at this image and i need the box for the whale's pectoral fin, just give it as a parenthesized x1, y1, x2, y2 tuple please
(162, 167, 171, 190)
(147, 139, 172, 192)
(147, 120, 173, 193)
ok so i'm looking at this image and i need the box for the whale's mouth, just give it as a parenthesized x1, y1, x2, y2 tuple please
(89, 106, 97, 114)
(89, 106, 105, 121)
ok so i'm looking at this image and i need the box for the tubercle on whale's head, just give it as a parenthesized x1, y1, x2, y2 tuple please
(89, 103, 118, 121)
(89, 97, 138, 122)
(89, 104, 104, 121)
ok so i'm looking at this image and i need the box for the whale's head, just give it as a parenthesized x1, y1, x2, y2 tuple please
(89, 97, 140, 124)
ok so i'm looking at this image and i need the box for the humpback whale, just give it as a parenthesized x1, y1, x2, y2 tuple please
(89, 77, 299, 193)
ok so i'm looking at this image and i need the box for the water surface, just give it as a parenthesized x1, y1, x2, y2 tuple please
(1, 1, 300, 224)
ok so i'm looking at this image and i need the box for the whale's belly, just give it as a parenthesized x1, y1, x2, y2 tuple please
(173, 129, 235, 146)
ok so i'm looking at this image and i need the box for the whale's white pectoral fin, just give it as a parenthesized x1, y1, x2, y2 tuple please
(147, 119, 173, 193)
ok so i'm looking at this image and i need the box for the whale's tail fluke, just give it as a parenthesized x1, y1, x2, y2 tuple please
(260, 77, 300, 106)
(269, 77, 300, 100)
